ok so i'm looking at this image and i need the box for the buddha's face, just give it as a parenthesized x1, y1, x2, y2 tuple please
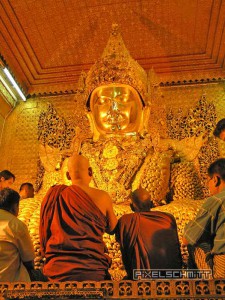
(89, 84, 143, 135)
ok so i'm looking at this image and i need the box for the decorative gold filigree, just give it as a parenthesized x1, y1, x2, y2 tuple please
(81, 136, 151, 203)
(104, 159, 118, 171)
(38, 104, 75, 151)
(1, 280, 223, 299)
(166, 95, 217, 140)
(102, 144, 119, 159)
(85, 24, 148, 104)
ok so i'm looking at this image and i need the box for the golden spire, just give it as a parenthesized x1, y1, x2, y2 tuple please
(85, 24, 148, 103)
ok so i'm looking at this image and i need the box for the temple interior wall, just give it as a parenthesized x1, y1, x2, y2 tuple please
(0, 82, 225, 192)
(0, 96, 76, 191)
(1, 80, 225, 279)
(0, 116, 4, 142)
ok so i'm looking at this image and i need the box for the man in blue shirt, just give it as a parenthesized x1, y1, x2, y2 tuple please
(183, 158, 225, 278)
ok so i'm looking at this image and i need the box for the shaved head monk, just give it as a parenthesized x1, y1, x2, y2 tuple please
(116, 187, 182, 280)
(40, 154, 117, 281)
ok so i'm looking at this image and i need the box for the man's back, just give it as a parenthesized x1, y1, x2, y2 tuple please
(75, 184, 107, 213)
(40, 154, 117, 281)
(0, 209, 35, 282)
(116, 211, 182, 279)
(40, 185, 112, 281)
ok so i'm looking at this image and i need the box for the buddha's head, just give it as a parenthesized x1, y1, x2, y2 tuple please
(83, 25, 150, 140)
(87, 84, 144, 136)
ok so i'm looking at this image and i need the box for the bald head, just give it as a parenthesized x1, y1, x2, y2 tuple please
(130, 187, 153, 212)
(67, 154, 92, 184)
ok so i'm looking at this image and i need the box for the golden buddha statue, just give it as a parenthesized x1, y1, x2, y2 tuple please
(26, 24, 220, 275)
(78, 24, 213, 205)
(37, 24, 214, 205)
(72, 25, 173, 205)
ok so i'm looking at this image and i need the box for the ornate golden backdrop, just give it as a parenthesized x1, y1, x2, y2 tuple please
(0, 0, 225, 283)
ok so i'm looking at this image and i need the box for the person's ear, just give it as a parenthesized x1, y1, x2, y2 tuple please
(88, 167, 93, 177)
(11, 203, 19, 217)
(130, 203, 136, 212)
(66, 171, 71, 180)
(215, 176, 221, 187)
(130, 203, 133, 211)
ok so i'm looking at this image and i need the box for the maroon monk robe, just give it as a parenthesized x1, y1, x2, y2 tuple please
(39, 185, 111, 281)
(116, 211, 182, 280)
(40, 184, 67, 258)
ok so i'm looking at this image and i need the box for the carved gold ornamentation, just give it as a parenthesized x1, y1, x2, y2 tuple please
(1, 280, 223, 299)
(166, 95, 217, 140)
(171, 161, 204, 201)
(38, 104, 75, 151)
(132, 150, 172, 206)
(85, 24, 148, 104)
(81, 136, 152, 203)
(102, 143, 118, 159)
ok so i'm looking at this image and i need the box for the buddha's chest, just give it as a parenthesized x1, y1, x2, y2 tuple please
(81, 137, 152, 199)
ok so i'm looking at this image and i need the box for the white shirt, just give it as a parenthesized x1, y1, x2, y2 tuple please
(0, 209, 35, 282)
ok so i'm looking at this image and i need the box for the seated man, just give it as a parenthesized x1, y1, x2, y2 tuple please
(213, 118, 225, 141)
(183, 158, 225, 278)
(0, 188, 35, 281)
(0, 170, 15, 191)
(116, 187, 182, 280)
(19, 182, 34, 199)
(40, 154, 118, 281)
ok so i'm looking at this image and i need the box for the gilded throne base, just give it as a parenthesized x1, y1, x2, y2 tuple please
(1, 279, 225, 300)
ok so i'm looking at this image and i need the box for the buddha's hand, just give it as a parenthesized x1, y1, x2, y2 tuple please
(68, 126, 87, 154)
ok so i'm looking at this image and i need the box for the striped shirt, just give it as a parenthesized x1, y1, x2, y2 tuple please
(184, 188, 225, 254)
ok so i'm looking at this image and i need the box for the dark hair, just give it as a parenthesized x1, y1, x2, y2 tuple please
(0, 170, 15, 181)
(213, 119, 225, 137)
(208, 158, 225, 181)
(130, 188, 153, 212)
(0, 188, 20, 211)
(19, 182, 33, 191)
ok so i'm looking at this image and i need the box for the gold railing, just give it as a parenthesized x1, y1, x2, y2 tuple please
(1, 280, 225, 299)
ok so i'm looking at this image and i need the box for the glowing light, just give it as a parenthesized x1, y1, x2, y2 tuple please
(3, 68, 26, 101)
(0, 75, 17, 101)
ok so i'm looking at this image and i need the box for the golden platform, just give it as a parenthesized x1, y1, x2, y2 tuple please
(1, 279, 225, 300)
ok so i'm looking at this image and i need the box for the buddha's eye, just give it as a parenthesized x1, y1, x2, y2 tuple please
(96, 96, 110, 105)
(115, 94, 129, 103)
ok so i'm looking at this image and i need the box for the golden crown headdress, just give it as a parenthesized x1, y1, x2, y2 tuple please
(85, 24, 148, 104)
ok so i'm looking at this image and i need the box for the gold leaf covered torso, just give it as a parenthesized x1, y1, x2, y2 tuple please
(81, 136, 152, 203)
